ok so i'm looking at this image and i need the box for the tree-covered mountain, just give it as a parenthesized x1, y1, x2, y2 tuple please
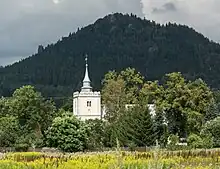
(1, 13, 220, 98)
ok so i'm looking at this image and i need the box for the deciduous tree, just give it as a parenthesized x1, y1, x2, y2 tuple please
(7, 85, 57, 137)
(46, 115, 88, 152)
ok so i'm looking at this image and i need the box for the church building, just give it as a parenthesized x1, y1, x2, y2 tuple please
(73, 56, 103, 120)
(73, 56, 156, 120)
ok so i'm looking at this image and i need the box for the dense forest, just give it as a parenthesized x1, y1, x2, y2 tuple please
(0, 69, 219, 152)
(1, 13, 220, 99)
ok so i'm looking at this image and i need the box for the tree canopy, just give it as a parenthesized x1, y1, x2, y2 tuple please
(46, 115, 88, 152)
(102, 69, 214, 146)
(0, 68, 218, 151)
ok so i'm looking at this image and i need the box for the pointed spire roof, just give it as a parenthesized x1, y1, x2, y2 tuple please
(81, 54, 92, 92)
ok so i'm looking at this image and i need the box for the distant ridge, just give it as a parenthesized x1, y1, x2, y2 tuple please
(0, 13, 220, 98)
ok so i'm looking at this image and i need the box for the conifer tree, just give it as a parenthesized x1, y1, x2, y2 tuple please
(124, 106, 156, 147)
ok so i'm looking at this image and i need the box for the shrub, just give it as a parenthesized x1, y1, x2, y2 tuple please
(167, 134, 179, 150)
(85, 119, 106, 150)
(201, 117, 220, 147)
(187, 133, 213, 149)
(46, 115, 88, 152)
(14, 143, 29, 152)
(0, 116, 20, 147)
(200, 130, 214, 149)
(187, 134, 203, 149)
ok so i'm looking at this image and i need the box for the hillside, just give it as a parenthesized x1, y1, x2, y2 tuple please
(0, 13, 220, 98)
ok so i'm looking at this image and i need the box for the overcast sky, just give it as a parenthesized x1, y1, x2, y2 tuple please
(0, 0, 220, 66)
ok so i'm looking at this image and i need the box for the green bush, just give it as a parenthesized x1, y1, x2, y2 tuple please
(0, 116, 20, 147)
(46, 115, 88, 152)
(85, 119, 106, 150)
(200, 130, 214, 149)
(14, 143, 29, 152)
(187, 134, 203, 149)
(201, 117, 220, 147)
(167, 134, 179, 150)
(13, 132, 44, 151)
(187, 133, 213, 149)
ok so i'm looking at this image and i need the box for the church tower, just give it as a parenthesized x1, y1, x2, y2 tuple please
(73, 55, 102, 120)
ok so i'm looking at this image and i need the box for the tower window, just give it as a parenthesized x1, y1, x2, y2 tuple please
(87, 101, 91, 107)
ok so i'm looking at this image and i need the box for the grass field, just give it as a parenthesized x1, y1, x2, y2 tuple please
(1, 149, 220, 169)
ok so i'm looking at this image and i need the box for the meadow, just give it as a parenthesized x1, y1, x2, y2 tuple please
(1, 149, 220, 169)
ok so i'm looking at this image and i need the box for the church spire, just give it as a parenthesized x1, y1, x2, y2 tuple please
(81, 54, 92, 92)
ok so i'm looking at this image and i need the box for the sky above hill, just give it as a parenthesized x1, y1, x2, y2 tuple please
(0, 0, 220, 66)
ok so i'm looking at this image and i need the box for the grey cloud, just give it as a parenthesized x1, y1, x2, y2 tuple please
(152, 2, 176, 14)
(163, 2, 176, 11)
(143, 0, 220, 43)
(0, 56, 26, 66)
(3, 0, 220, 67)
(0, 0, 144, 66)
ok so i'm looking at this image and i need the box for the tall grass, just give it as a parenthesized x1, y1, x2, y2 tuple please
(0, 149, 220, 168)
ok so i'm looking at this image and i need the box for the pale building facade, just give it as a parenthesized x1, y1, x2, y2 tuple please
(73, 57, 102, 120)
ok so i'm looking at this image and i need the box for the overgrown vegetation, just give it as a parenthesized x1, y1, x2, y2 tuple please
(1, 150, 220, 169)
(0, 68, 219, 152)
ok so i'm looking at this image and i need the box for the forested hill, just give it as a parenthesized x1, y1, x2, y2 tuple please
(1, 13, 220, 97)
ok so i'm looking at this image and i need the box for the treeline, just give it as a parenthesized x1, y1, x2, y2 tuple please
(0, 68, 220, 152)
(1, 13, 220, 99)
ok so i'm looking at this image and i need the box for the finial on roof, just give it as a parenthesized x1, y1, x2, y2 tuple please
(81, 54, 92, 92)
(85, 54, 88, 65)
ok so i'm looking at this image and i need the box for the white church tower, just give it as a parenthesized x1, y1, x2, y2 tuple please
(73, 55, 102, 120)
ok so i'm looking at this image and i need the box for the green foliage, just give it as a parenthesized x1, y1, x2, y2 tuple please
(153, 112, 168, 147)
(60, 97, 73, 112)
(122, 106, 156, 147)
(187, 134, 203, 149)
(167, 134, 179, 150)
(102, 74, 126, 122)
(0, 85, 59, 149)
(201, 117, 220, 147)
(103, 116, 128, 147)
(6, 85, 57, 137)
(151, 72, 213, 136)
(101, 68, 148, 147)
(120, 68, 144, 104)
(57, 108, 73, 117)
(205, 100, 220, 122)
(102, 69, 214, 149)
(0, 66, 216, 151)
(200, 130, 214, 149)
(46, 115, 88, 152)
(0, 116, 20, 147)
(187, 133, 213, 149)
(14, 131, 44, 151)
(14, 143, 29, 152)
(140, 81, 164, 104)
(102, 68, 144, 122)
(85, 119, 106, 150)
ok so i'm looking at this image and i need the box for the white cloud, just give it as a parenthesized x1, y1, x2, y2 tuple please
(142, 0, 220, 42)
(53, 0, 61, 4)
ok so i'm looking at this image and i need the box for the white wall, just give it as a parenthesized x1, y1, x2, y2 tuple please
(73, 91, 102, 120)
